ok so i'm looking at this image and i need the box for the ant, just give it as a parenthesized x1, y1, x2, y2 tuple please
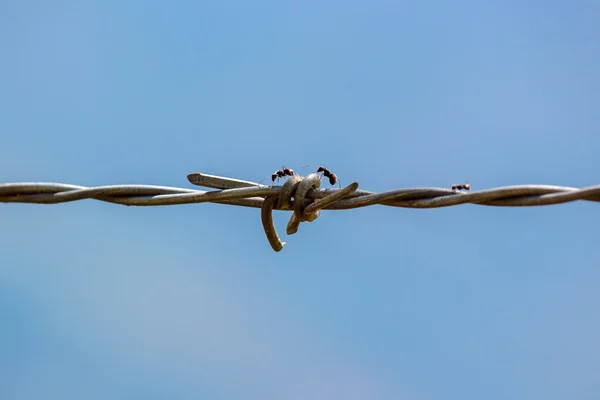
(281, 166, 295, 177)
(451, 182, 471, 191)
(316, 166, 341, 188)
(270, 169, 286, 183)
(260, 166, 296, 185)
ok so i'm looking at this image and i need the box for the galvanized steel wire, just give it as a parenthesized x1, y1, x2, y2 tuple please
(2, 172, 599, 252)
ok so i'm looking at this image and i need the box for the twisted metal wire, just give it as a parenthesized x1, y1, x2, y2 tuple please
(2, 175, 599, 209)
(2, 172, 599, 252)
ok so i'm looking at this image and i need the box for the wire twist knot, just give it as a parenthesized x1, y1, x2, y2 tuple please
(260, 173, 359, 252)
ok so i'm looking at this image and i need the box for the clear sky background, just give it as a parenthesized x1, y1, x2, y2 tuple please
(1, 1, 599, 399)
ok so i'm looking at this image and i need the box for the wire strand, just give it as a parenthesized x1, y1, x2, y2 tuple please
(3, 172, 599, 252)
(2, 181, 599, 209)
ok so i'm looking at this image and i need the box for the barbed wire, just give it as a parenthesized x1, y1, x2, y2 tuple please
(2, 172, 599, 252)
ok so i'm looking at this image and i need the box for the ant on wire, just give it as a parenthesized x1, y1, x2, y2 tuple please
(316, 166, 341, 188)
(451, 182, 471, 191)
(281, 166, 295, 177)
(259, 166, 296, 186)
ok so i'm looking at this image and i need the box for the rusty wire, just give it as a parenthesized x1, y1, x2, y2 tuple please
(2, 172, 600, 252)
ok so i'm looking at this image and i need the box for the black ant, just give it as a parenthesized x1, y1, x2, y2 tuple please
(281, 166, 295, 177)
(260, 166, 296, 185)
(451, 182, 471, 191)
(316, 166, 341, 188)
(270, 169, 286, 184)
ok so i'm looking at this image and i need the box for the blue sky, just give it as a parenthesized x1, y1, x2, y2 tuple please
(1, 1, 599, 399)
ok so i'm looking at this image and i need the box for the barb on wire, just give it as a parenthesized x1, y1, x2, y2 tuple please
(1, 172, 600, 252)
